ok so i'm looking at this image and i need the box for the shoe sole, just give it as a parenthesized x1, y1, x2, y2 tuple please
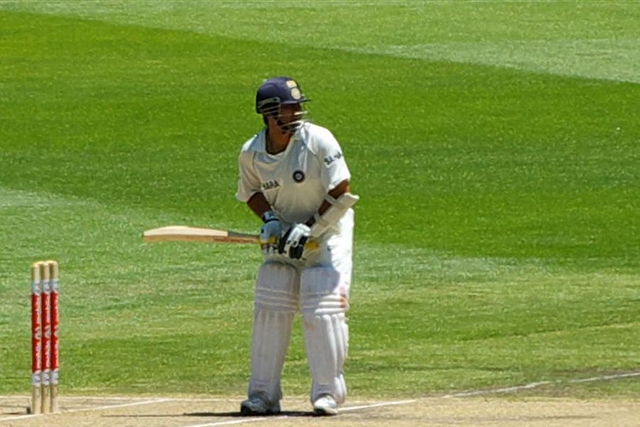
(240, 404, 281, 416)
(313, 406, 339, 416)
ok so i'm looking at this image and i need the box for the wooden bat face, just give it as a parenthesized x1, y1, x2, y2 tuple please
(142, 226, 258, 244)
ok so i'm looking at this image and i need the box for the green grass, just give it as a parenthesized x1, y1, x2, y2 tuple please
(1, 1, 639, 399)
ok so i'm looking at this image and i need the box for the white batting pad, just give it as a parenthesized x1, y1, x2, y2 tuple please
(300, 267, 349, 404)
(255, 262, 300, 312)
(249, 262, 300, 402)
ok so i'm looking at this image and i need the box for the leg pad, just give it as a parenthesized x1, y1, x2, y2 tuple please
(301, 267, 349, 404)
(248, 263, 299, 402)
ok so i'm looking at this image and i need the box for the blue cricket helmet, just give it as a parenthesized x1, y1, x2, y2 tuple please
(255, 76, 310, 115)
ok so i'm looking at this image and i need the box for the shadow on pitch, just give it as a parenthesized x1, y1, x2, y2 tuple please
(102, 410, 314, 418)
(185, 410, 314, 417)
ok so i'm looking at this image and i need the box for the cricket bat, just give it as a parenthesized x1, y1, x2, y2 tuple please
(142, 225, 319, 250)
(142, 226, 258, 244)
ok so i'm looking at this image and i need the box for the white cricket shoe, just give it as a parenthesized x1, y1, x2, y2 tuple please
(240, 392, 281, 416)
(313, 394, 339, 416)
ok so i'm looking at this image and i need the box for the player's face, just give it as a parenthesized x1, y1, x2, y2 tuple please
(274, 103, 306, 133)
(279, 104, 303, 123)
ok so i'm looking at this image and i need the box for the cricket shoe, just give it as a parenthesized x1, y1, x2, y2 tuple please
(312, 394, 339, 416)
(240, 392, 281, 416)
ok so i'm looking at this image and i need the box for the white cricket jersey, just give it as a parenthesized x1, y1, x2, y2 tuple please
(236, 122, 350, 226)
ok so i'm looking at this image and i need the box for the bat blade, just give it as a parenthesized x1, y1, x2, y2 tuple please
(142, 226, 258, 244)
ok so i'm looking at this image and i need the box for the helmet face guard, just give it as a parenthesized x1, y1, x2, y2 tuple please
(256, 77, 310, 133)
(257, 97, 309, 133)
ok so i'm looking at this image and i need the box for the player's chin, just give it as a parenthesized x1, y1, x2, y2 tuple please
(280, 120, 305, 133)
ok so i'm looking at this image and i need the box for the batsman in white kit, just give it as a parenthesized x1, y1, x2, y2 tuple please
(236, 76, 357, 416)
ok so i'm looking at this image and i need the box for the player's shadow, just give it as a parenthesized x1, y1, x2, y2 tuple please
(185, 410, 313, 417)
(102, 410, 317, 419)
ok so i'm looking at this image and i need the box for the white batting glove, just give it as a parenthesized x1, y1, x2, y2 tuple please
(259, 211, 281, 255)
(278, 223, 310, 259)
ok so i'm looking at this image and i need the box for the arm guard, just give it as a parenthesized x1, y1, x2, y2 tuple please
(309, 192, 359, 238)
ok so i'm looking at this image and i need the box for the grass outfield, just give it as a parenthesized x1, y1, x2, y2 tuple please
(1, 1, 639, 399)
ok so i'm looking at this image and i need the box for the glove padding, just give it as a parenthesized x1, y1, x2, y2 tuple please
(259, 212, 281, 255)
(278, 223, 311, 259)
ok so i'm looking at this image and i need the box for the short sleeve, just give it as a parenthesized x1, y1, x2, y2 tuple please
(236, 147, 261, 203)
(315, 129, 350, 191)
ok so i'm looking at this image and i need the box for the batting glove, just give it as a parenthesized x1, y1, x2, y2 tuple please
(259, 211, 281, 255)
(278, 223, 310, 259)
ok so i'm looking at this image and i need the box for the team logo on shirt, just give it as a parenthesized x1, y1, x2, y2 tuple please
(324, 151, 343, 166)
(292, 170, 305, 183)
(261, 180, 280, 191)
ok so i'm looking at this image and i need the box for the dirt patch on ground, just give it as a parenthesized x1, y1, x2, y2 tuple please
(1, 395, 639, 427)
